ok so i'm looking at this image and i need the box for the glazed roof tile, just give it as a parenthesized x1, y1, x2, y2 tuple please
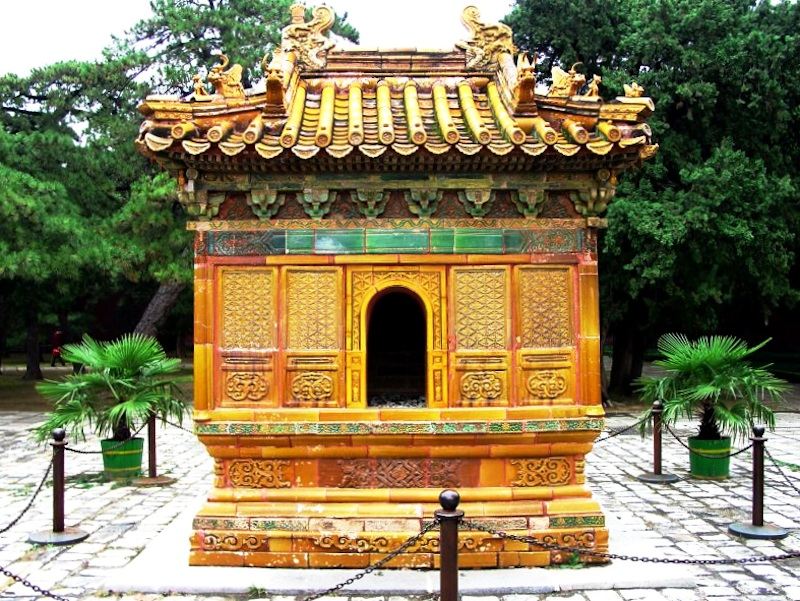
(137, 5, 656, 172)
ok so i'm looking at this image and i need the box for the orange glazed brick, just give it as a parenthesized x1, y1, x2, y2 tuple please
(516, 551, 551, 567)
(367, 445, 429, 458)
(189, 550, 244, 567)
(326, 489, 391, 503)
(292, 435, 352, 447)
(458, 487, 512, 503)
(498, 551, 520, 567)
(440, 408, 507, 421)
(351, 435, 412, 446)
(428, 445, 485, 458)
(544, 499, 603, 515)
(478, 458, 506, 487)
(370, 552, 433, 568)
(434, 552, 497, 568)
(505, 407, 553, 419)
(244, 552, 309, 567)
(490, 444, 552, 458)
(550, 442, 593, 455)
(319, 410, 380, 421)
(197, 502, 237, 517)
(292, 460, 318, 487)
(378, 409, 441, 421)
(501, 537, 531, 551)
(309, 552, 371, 568)
(266, 536, 293, 553)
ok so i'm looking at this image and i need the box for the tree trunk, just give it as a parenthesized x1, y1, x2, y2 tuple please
(134, 281, 186, 338)
(23, 306, 42, 380)
(608, 321, 645, 397)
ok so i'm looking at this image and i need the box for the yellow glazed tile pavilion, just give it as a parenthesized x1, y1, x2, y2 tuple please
(137, 4, 656, 569)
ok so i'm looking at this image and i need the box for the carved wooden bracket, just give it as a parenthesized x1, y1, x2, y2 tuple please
(407, 189, 442, 218)
(247, 189, 285, 219)
(352, 189, 388, 218)
(457, 189, 495, 217)
(299, 188, 336, 219)
(511, 188, 546, 218)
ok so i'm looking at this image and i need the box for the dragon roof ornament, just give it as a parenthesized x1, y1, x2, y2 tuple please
(456, 5, 516, 70)
(281, 3, 336, 70)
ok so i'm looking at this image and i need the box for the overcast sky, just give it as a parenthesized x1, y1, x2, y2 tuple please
(0, 0, 513, 77)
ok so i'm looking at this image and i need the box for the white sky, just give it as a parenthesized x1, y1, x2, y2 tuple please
(0, 0, 513, 77)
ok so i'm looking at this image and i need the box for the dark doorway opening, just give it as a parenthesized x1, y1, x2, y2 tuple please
(367, 289, 426, 407)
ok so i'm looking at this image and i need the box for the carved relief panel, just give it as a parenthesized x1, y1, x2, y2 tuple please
(514, 266, 575, 405)
(450, 266, 510, 406)
(217, 267, 278, 407)
(283, 267, 343, 407)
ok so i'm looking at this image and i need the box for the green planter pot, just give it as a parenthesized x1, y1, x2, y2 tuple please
(101, 438, 144, 479)
(688, 436, 731, 480)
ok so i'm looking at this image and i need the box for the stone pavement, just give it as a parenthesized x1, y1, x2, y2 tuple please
(1, 410, 799, 601)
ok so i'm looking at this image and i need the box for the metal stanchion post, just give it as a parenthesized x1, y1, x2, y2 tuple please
(29, 429, 89, 545)
(729, 425, 788, 540)
(133, 414, 175, 487)
(435, 490, 463, 601)
(637, 400, 679, 483)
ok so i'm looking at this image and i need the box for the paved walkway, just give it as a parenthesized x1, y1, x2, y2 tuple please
(1, 410, 799, 601)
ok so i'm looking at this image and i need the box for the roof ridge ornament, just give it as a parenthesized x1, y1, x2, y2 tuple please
(207, 53, 245, 99)
(548, 63, 586, 98)
(456, 5, 516, 70)
(281, 3, 336, 70)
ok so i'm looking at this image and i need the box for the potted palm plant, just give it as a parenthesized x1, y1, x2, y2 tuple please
(34, 333, 187, 479)
(638, 333, 787, 479)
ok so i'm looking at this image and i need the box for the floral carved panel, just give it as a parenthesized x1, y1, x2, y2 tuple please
(228, 459, 290, 488)
(453, 268, 507, 350)
(510, 458, 571, 486)
(286, 269, 339, 350)
(220, 269, 275, 349)
(517, 267, 572, 348)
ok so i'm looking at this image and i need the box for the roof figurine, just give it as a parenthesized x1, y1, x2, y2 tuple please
(137, 4, 656, 185)
(281, 3, 336, 69)
(455, 5, 516, 70)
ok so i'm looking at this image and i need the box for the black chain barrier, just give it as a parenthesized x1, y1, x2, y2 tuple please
(301, 519, 440, 601)
(0, 458, 53, 535)
(0, 564, 70, 601)
(63, 421, 149, 455)
(164, 419, 193, 434)
(460, 519, 800, 564)
(664, 424, 754, 459)
(765, 447, 800, 497)
(594, 415, 649, 444)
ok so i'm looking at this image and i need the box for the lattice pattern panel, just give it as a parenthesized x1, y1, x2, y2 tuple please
(518, 268, 572, 348)
(286, 269, 339, 350)
(221, 269, 274, 349)
(453, 268, 507, 350)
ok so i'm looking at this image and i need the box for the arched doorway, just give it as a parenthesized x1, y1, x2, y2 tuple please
(366, 289, 426, 407)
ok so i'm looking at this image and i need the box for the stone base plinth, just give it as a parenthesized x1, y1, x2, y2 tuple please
(190, 408, 607, 568)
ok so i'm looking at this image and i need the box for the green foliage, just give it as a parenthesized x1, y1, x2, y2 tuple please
(34, 334, 187, 442)
(1, 1, 362, 352)
(506, 0, 800, 391)
(116, 0, 359, 94)
(637, 334, 787, 441)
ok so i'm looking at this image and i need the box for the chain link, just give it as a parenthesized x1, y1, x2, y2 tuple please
(0, 458, 53, 535)
(765, 447, 800, 497)
(0, 564, 71, 601)
(461, 519, 800, 564)
(664, 424, 753, 459)
(164, 419, 194, 433)
(594, 416, 648, 444)
(63, 421, 149, 455)
(301, 519, 440, 601)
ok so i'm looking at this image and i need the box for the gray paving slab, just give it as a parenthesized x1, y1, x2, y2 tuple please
(2, 410, 800, 600)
